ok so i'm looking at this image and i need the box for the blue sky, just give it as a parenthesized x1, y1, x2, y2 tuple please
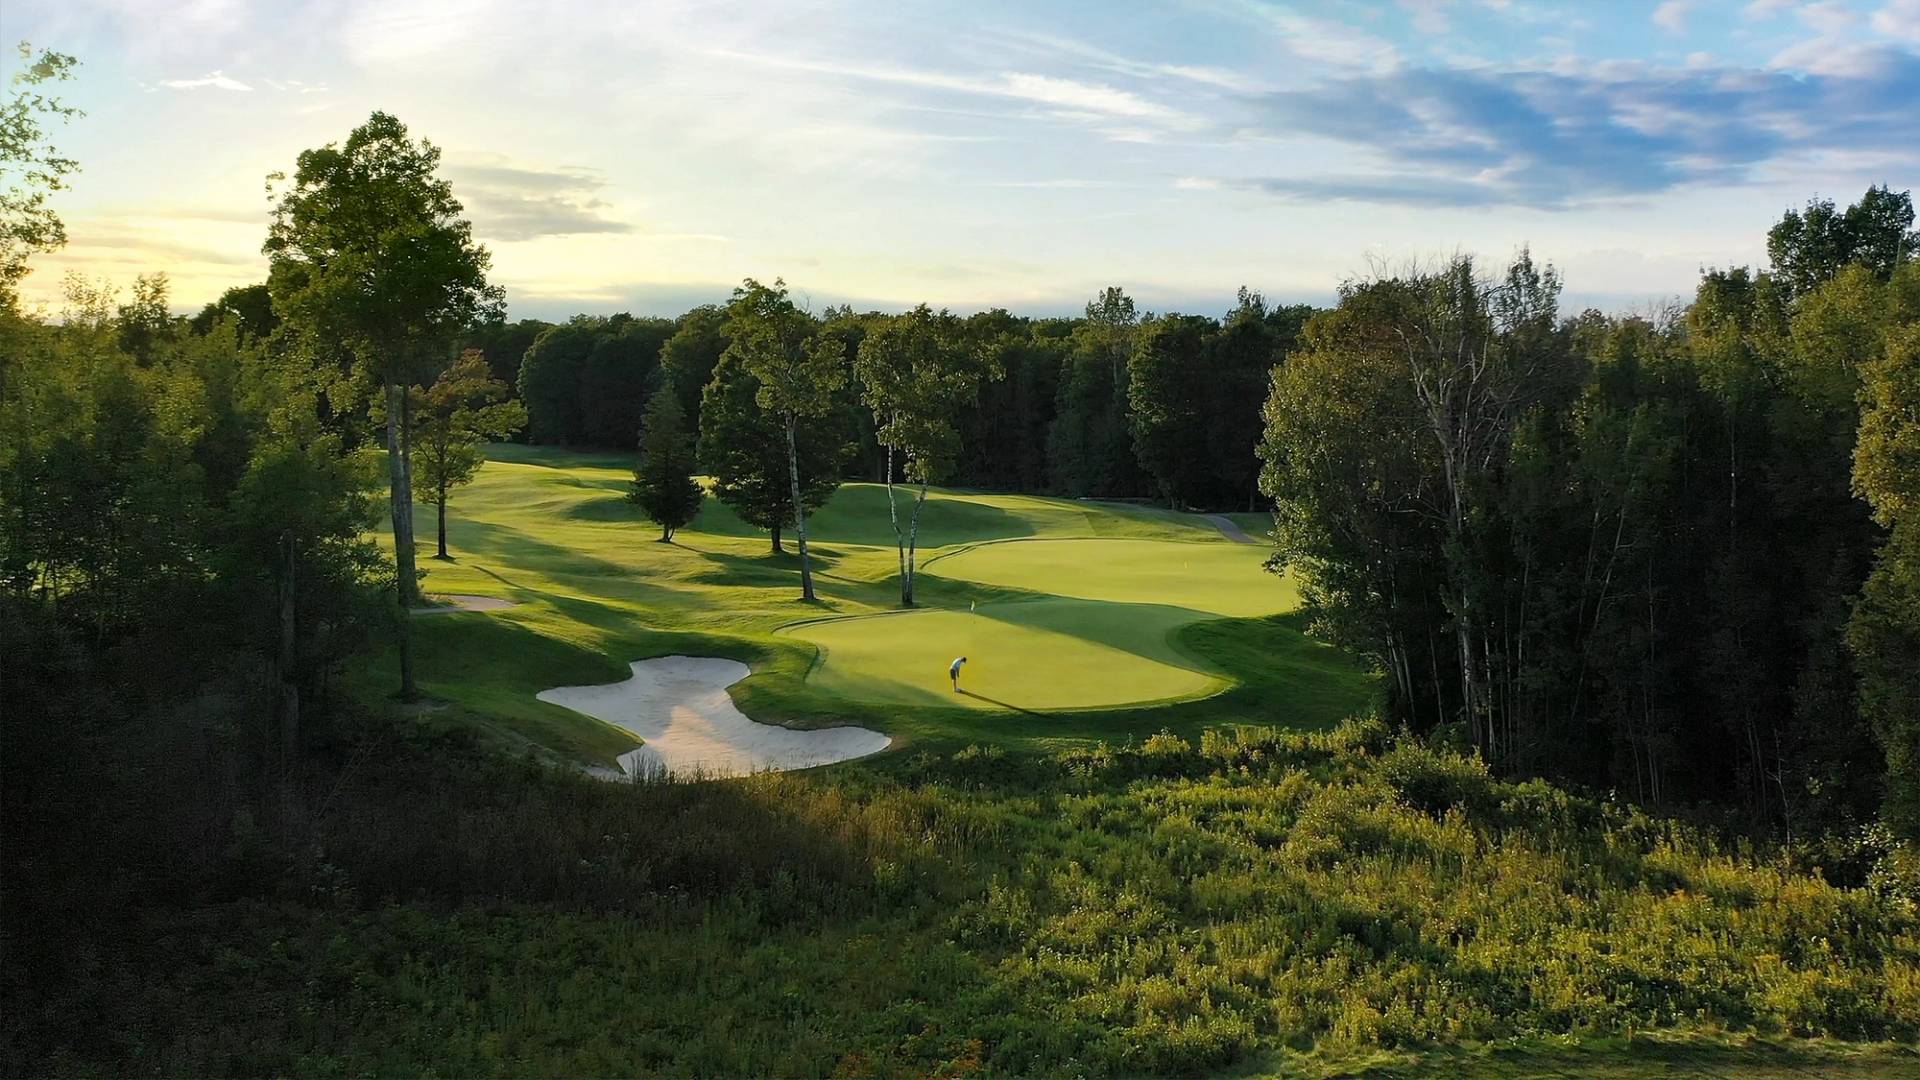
(3, 0, 1917, 320)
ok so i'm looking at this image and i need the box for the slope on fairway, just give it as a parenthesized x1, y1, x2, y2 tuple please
(368, 445, 1372, 758)
(926, 537, 1291, 615)
(783, 537, 1297, 711)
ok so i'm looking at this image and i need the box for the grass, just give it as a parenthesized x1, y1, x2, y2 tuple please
(15, 717, 1918, 1076)
(361, 445, 1375, 765)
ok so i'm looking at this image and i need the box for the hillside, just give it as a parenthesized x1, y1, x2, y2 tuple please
(10, 718, 1917, 1076)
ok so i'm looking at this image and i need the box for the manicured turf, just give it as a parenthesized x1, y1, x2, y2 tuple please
(360, 445, 1375, 765)
(785, 538, 1295, 710)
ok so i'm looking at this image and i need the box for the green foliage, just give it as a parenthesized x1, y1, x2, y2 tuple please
(628, 386, 702, 541)
(697, 350, 852, 550)
(1853, 314, 1920, 837)
(658, 304, 727, 420)
(855, 303, 1000, 603)
(1049, 286, 1144, 497)
(515, 314, 671, 447)
(1127, 313, 1215, 508)
(461, 316, 551, 392)
(11, 721, 1917, 1076)
(0, 43, 82, 301)
(1768, 185, 1919, 299)
(188, 283, 279, 342)
(1258, 242, 1918, 838)
(412, 350, 525, 557)
(264, 110, 502, 386)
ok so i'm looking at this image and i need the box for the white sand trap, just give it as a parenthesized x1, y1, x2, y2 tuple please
(538, 655, 890, 779)
(417, 593, 517, 614)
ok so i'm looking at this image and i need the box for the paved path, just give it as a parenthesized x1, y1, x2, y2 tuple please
(1206, 514, 1258, 544)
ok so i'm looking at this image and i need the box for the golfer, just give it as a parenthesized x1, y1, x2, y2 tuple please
(949, 655, 967, 693)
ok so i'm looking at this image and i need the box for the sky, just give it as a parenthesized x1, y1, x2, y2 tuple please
(3, 0, 1918, 321)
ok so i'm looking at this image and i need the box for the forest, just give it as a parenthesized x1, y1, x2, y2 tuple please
(4, 44, 1920, 1078)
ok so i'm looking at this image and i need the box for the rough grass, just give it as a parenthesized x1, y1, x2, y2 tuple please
(362, 446, 1374, 764)
(13, 718, 1917, 1076)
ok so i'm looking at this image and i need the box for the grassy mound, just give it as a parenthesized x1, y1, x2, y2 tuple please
(14, 718, 1916, 1076)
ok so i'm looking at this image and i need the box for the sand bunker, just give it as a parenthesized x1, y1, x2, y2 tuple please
(538, 655, 890, 779)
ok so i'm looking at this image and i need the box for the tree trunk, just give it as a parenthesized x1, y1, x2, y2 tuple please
(660, 524, 673, 542)
(883, 441, 909, 605)
(770, 523, 783, 553)
(785, 415, 816, 601)
(385, 381, 419, 700)
(436, 494, 449, 559)
(904, 481, 929, 607)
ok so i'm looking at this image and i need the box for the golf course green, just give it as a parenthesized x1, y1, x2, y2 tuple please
(374, 444, 1374, 766)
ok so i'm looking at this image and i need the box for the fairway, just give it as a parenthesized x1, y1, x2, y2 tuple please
(367, 445, 1375, 763)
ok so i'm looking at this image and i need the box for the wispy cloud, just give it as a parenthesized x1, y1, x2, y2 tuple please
(1218, 3, 1403, 72)
(445, 160, 634, 242)
(157, 71, 251, 91)
(699, 47, 1197, 132)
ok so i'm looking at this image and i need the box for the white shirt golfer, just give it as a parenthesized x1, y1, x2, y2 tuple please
(949, 655, 967, 692)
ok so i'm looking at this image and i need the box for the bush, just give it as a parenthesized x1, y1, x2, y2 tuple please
(1376, 739, 1497, 817)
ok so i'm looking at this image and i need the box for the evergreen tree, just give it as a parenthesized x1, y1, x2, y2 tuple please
(630, 384, 703, 542)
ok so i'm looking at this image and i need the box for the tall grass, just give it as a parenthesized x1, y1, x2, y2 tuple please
(7, 711, 1918, 1075)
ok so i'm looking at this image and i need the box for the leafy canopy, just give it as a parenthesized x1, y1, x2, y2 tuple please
(264, 111, 502, 384)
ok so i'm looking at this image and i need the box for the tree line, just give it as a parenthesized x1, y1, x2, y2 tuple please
(479, 282, 1311, 514)
(1258, 187, 1920, 845)
(5, 74, 1917, 865)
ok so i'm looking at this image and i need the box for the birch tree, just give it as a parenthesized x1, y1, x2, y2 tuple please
(722, 278, 844, 601)
(855, 304, 997, 606)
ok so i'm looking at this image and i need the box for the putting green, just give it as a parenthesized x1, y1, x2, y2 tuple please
(783, 538, 1298, 711)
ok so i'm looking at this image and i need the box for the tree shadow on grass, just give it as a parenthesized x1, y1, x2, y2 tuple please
(957, 688, 1047, 718)
(680, 541, 845, 588)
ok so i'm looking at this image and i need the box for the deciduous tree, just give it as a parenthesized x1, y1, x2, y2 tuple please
(265, 111, 501, 698)
(855, 304, 997, 605)
(412, 350, 526, 559)
(722, 278, 845, 601)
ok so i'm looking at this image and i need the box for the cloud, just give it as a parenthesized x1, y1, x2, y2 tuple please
(1742, 0, 1797, 18)
(1234, 49, 1920, 209)
(1653, 0, 1695, 31)
(158, 71, 252, 91)
(989, 30, 1268, 92)
(1798, 0, 1860, 32)
(445, 161, 635, 242)
(1240, 174, 1513, 207)
(1220, 3, 1402, 72)
(700, 47, 1196, 131)
(992, 179, 1123, 189)
(1875, 0, 1920, 41)
(1399, 0, 1453, 34)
